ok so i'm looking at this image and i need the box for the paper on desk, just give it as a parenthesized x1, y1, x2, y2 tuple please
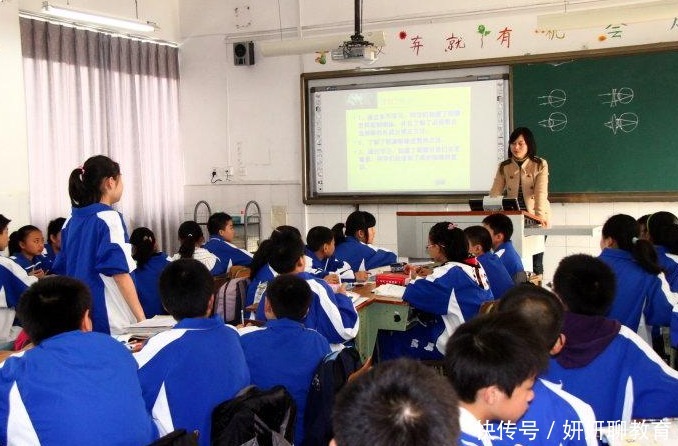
(372, 284, 406, 298)
(346, 291, 369, 308)
(128, 315, 177, 328)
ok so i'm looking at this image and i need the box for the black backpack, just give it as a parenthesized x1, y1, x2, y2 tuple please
(302, 347, 363, 446)
(211, 385, 296, 446)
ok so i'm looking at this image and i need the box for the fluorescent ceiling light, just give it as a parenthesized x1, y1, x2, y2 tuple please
(41, 2, 156, 33)
(537, 0, 678, 30)
(260, 30, 386, 57)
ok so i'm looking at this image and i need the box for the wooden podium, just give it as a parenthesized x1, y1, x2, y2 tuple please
(396, 211, 545, 269)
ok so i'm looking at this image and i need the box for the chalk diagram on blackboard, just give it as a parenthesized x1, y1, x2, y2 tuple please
(604, 112, 638, 134)
(538, 89, 567, 108)
(539, 112, 568, 132)
(599, 87, 634, 107)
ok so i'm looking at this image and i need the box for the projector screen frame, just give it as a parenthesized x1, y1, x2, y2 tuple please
(301, 63, 511, 205)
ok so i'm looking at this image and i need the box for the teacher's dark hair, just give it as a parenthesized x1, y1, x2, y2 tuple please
(509, 127, 540, 162)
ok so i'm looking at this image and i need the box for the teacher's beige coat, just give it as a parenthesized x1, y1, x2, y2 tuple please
(489, 157, 551, 224)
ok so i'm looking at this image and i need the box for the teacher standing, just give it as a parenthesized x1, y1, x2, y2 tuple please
(489, 127, 550, 274)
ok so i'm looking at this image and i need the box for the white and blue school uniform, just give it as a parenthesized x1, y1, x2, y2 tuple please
(0, 257, 37, 308)
(458, 407, 495, 446)
(246, 263, 276, 310)
(493, 241, 524, 280)
(131, 252, 171, 318)
(655, 245, 678, 291)
(599, 247, 676, 334)
(255, 272, 360, 344)
(135, 316, 250, 446)
(0, 330, 157, 445)
(304, 247, 355, 281)
(204, 236, 253, 274)
(9, 252, 52, 275)
(380, 261, 494, 360)
(52, 204, 137, 335)
(171, 247, 225, 276)
(492, 378, 598, 446)
(544, 312, 678, 422)
(42, 243, 57, 264)
(333, 236, 396, 272)
(239, 318, 331, 445)
(477, 252, 514, 299)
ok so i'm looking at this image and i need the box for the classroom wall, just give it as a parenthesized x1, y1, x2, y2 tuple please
(178, 0, 678, 284)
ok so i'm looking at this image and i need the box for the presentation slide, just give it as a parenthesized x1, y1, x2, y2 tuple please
(310, 78, 507, 196)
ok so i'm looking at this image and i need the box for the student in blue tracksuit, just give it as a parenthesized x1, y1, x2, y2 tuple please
(254, 231, 359, 345)
(135, 259, 250, 445)
(598, 214, 676, 338)
(493, 284, 598, 446)
(545, 254, 678, 422)
(8, 225, 51, 277)
(240, 274, 331, 445)
(332, 210, 396, 273)
(444, 313, 548, 446)
(130, 227, 170, 318)
(204, 212, 253, 274)
(246, 226, 303, 310)
(305, 226, 362, 283)
(0, 276, 157, 445)
(43, 217, 66, 264)
(172, 220, 225, 275)
(465, 225, 514, 299)
(0, 215, 37, 314)
(482, 213, 525, 281)
(379, 223, 494, 360)
(52, 155, 145, 334)
(332, 358, 460, 446)
(647, 211, 678, 290)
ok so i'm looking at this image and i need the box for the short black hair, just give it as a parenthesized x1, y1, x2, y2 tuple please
(18, 276, 91, 344)
(0, 214, 10, 233)
(464, 225, 492, 253)
(444, 312, 548, 403)
(496, 283, 564, 350)
(552, 254, 616, 316)
(268, 231, 305, 274)
(159, 259, 214, 319)
(482, 213, 514, 241)
(207, 212, 233, 236)
(306, 226, 334, 251)
(333, 358, 460, 446)
(267, 274, 312, 321)
(47, 217, 66, 241)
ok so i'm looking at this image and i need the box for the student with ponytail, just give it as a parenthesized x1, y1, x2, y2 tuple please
(378, 222, 494, 360)
(52, 155, 145, 334)
(172, 220, 225, 275)
(130, 227, 170, 318)
(332, 210, 396, 273)
(598, 214, 676, 340)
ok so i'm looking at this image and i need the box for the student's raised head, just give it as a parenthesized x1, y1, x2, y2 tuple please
(68, 155, 122, 207)
(647, 211, 678, 254)
(428, 222, 468, 263)
(18, 276, 92, 344)
(601, 213, 660, 274)
(306, 226, 335, 255)
(482, 213, 514, 245)
(333, 210, 377, 245)
(207, 212, 235, 241)
(331, 358, 460, 446)
(159, 258, 213, 320)
(9, 225, 44, 258)
(0, 215, 10, 251)
(268, 231, 305, 274)
(553, 254, 616, 316)
(496, 283, 564, 352)
(444, 312, 547, 422)
(265, 274, 312, 321)
(509, 127, 538, 160)
(130, 227, 158, 268)
(249, 226, 303, 278)
(46, 217, 66, 249)
(177, 220, 204, 259)
(464, 225, 492, 256)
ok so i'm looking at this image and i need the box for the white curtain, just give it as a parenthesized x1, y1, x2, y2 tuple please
(20, 18, 183, 253)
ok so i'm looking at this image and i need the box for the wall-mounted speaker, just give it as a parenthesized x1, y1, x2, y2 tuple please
(233, 41, 255, 66)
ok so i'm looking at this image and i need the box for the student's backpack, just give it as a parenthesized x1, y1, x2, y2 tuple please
(302, 347, 363, 446)
(211, 385, 296, 446)
(214, 276, 251, 325)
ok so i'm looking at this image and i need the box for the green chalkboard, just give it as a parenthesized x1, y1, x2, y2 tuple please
(512, 50, 678, 196)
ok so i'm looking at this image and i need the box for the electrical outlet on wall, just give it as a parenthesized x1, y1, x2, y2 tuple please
(225, 166, 234, 178)
(210, 167, 224, 183)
